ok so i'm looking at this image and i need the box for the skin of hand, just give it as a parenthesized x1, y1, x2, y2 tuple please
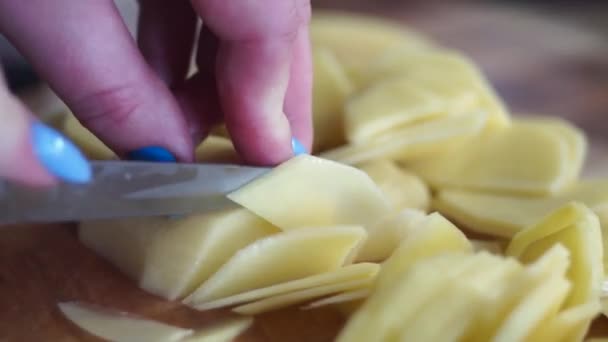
(0, 0, 313, 185)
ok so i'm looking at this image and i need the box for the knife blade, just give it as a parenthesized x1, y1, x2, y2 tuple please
(0, 161, 271, 224)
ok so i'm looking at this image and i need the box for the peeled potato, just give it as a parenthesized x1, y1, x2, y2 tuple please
(302, 288, 371, 310)
(410, 119, 575, 196)
(311, 47, 353, 152)
(184, 226, 366, 305)
(61, 112, 115, 160)
(194, 136, 240, 164)
(79, 209, 278, 300)
(227, 155, 391, 230)
(191, 263, 378, 311)
(357, 159, 430, 211)
(320, 109, 487, 165)
(344, 77, 443, 143)
(507, 202, 604, 309)
(58, 302, 194, 342)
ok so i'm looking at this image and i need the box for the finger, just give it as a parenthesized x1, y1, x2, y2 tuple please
(0, 0, 193, 161)
(137, 0, 197, 87)
(190, 0, 311, 165)
(0, 70, 90, 185)
(284, 25, 313, 151)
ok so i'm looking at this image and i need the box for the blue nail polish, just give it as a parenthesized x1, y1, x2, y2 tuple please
(291, 137, 308, 156)
(31, 122, 92, 183)
(127, 146, 176, 162)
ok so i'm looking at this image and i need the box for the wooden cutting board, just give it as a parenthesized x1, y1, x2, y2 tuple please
(3, 2, 608, 341)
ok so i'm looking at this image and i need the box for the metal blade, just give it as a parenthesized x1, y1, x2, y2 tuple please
(0, 161, 271, 224)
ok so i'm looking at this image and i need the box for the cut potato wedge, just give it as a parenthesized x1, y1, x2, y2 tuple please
(61, 112, 115, 160)
(79, 209, 278, 300)
(357, 159, 430, 211)
(320, 109, 487, 165)
(194, 136, 240, 164)
(184, 226, 366, 305)
(302, 288, 371, 310)
(311, 47, 353, 152)
(191, 263, 378, 311)
(344, 77, 443, 143)
(227, 155, 391, 230)
(58, 302, 194, 342)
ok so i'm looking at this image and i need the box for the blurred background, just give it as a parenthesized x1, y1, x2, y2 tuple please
(1, 0, 607, 166)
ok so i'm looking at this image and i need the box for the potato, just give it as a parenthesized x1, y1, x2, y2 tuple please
(61, 112, 115, 160)
(320, 109, 487, 165)
(194, 136, 240, 164)
(191, 263, 378, 311)
(79, 210, 278, 300)
(410, 119, 576, 196)
(58, 302, 194, 342)
(184, 226, 366, 305)
(227, 155, 391, 230)
(302, 288, 371, 310)
(344, 77, 443, 143)
(357, 159, 430, 211)
(311, 47, 353, 152)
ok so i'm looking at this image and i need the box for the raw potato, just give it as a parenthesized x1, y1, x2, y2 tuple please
(311, 47, 353, 152)
(227, 155, 391, 230)
(79, 209, 278, 300)
(344, 77, 443, 143)
(354, 208, 427, 262)
(182, 318, 253, 342)
(507, 202, 604, 309)
(61, 112, 115, 160)
(58, 302, 194, 342)
(302, 288, 371, 310)
(410, 119, 575, 196)
(357, 159, 430, 211)
(184, 226, 367, 305)
(320, 109, 487, 165)
(191, 263, 379, 311)
(194, 136, 240, 164)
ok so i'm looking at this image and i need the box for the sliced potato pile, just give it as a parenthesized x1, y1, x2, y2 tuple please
(58, 10, 608, 342)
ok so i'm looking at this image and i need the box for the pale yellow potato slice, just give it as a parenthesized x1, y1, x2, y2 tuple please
(191, 263, 378, 311)
(61, 112, 115, 160)
(410, 119, 573, 196)
(528, 301, 600, 342)
(233, 277, 374, 316)
(194, 136, 239, 164)
(184, 226, 366, 305)
(320, 109, 487, 165)
(507, 202, 604, 309)
(182, 318, 253, 342)
(79, 209, 278, 300)
(58, 302, 194, 342)
(376, 212, 472, 290)
(355, 208, 427, 262)
(357, 159, 430, 211)
(227, 155, 391, 230)
(302, 288, 371, 310)
(344, 77, 444, 143)
(311, 47, 353, 153)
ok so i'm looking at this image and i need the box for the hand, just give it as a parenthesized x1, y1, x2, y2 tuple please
(0, 0, 312, 185)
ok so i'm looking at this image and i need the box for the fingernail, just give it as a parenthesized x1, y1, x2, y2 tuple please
(127, 146, 176, 162)
(291, 137, 308, 156)
(31, 122, 92, 183)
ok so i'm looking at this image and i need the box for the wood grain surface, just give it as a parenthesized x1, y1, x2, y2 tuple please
(3, 2, 608, 341)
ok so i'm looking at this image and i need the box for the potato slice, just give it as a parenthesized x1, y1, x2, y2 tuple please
(58, 302, 194, 342)
(182, 318, 253, 342)
(311, 47, 353, 152)
(344, 77, 444, 143)
(507, 202, 604, 309)
(410, 119, 574, 195)
(190, 263, 378, 311)
(232, 276, 375, 315)
(184, 226, 366, 305)
(357, 159, 430, 211)
(355, 208, 427, 262)
(61, 112, 115, 160)
(302, 288, 371, 310)
(227, 155, 391, 230)
(376, 212, 472, 290)
(194, 136, 240, 164)
(79, 209, 278, 300)
(320, 109, 487, 165)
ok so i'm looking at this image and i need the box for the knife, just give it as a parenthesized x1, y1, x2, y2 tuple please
(0, 161, 271, 224)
